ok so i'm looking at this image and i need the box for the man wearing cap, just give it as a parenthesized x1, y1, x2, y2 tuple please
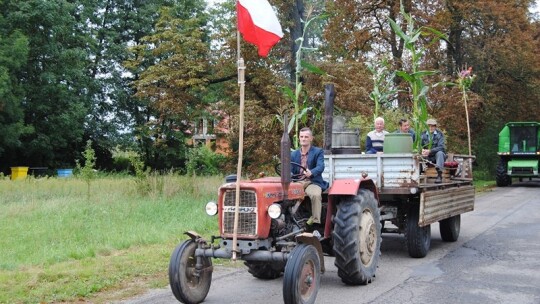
(421, 118, 446, 183)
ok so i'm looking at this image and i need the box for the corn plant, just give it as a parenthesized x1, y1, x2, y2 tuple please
(388, 2, 447, 151)
(366, 58, 397, 119)
(280, 5, 328, 149)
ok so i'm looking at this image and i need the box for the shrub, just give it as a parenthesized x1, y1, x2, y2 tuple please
(186, 145, 226, 176)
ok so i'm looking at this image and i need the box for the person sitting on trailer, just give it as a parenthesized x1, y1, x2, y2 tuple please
(420, 118, 446, 184)
(394, 118, 416, 142)
(366, 117, 389, 154)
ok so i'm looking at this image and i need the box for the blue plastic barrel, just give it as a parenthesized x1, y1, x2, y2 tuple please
(57, 168, 73, 178)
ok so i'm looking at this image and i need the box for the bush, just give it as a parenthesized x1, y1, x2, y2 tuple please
(112, 148, 138, 173)
(186, 145, 226, 176)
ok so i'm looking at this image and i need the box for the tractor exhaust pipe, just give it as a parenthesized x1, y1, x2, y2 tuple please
(324, 84, 335, 154)
(280, 113, 291, 200)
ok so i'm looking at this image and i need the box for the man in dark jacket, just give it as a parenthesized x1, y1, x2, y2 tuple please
(421, 119, 446, 183)
(291, 127, 329, 225)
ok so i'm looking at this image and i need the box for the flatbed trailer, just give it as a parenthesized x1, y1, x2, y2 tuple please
(323, 152, 475, 257)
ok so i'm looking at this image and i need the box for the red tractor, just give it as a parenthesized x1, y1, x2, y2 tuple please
(168, 87, 382, 304)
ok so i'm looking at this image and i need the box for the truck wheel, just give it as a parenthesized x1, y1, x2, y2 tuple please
(332, 190, 381, 285)
(439, 214, 461, 242)
(245, 261, 284, 279)
(169, 240, 212, 304)
(283, 244, 321, 304)
(496, 160, 512, 187)
(406, 203, 431, 258)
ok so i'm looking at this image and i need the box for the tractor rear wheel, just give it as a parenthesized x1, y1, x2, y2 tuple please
(496, 160, 512, 187)
(245, 261, 284, 279)
(332, 190, 381, 285)
(283, 244, 321, 304)
(169, 240, 212, 304)
(439, 214, 461, 242)
(406, 203, 431, 258)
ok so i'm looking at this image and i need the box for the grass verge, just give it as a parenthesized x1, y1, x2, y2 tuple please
(0, 175, 223, 303)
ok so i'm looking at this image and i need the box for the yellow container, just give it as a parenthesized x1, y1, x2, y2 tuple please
(10, 166, 29, 180)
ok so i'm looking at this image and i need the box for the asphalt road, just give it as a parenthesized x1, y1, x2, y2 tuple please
(119, 180, 540, 304)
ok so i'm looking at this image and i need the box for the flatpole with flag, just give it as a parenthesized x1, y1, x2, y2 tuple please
(231, 0, 284, 260)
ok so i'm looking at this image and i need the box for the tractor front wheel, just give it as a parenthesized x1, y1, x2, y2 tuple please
(169, 240, 212, 304)
(332, 190, 381, 285)
(283, 244, 321, 304)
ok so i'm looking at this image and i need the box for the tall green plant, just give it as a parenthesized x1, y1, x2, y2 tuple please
(281, 6, 328, 149)
(388, 2, 447, 151)
(129, 153, 151, 195)
(76, 140, 97, 201)
(367, 58, 397, 118)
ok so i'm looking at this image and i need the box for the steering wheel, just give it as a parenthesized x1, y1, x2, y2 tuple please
(274, 162, 308, 182)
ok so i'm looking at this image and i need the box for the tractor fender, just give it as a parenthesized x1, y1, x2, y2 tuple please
(184, 231, 203, 240)
(328, 178, 379, 202)
(295, 233, 325, 273)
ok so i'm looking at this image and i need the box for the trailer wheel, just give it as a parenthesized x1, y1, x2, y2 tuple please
(496, 160, 512, 187)
(406, 203, 431, 258)
(245, 261, 284, 279)
(283, 244, 321, 304)
(332, 190, 381, 285)
(169, 240, 212, 304)
(439, 214, 461, 242)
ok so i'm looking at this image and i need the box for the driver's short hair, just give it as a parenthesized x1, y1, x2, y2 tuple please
(300, 127, 312, 135)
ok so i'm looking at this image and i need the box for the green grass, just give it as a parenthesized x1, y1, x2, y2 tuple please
(0, 175, 223, 303)
(473, 179, 497, 193)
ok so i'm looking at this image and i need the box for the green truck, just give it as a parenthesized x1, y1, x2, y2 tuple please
(496, 122, 540, 186)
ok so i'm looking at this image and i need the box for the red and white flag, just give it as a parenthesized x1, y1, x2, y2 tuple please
(237, 0, 284, 57)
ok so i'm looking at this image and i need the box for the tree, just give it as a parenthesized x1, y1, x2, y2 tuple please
(73, 0, 180, 169)
(0, 11, 30, 169)
(1, 0, 92, 169)
(125, 2, 211, 169)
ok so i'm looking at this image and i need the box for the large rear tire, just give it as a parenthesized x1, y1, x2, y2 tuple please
(406, 203, 431, 258)
(169, 240, 212, 304)
(245, 261, 284, 279)
(283, 244, 321, 304)
(496, 160, 512, 187)
(332, 190, 381, 285)
(439, 214, 461, 242)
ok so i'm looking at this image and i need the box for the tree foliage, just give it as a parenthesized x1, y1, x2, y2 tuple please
(0, 0, 538, 177)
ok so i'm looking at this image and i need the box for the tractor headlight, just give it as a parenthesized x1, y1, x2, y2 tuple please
(268, 204, 282, 219)
(205, 201, 218, 216)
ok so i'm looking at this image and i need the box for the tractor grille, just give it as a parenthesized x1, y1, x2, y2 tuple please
(222, 190, 257, 236)
(511, 167, 533, 174)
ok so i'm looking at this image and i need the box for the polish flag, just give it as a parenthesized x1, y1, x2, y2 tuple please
(237, 0, 284, 57)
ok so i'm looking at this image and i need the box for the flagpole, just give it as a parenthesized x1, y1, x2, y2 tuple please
(232, 26, 245, 261)
(232, 0, 283, 261)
